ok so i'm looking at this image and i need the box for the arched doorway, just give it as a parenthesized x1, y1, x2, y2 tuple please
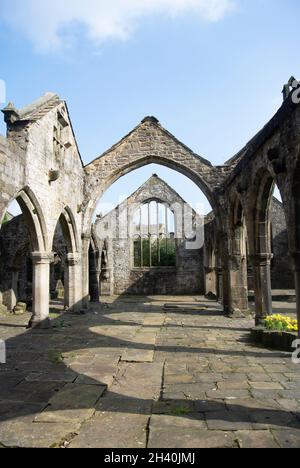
(247, 169, 295, 325)
(82, 118, 225, 309)
(0, 187, 49, 328)
(51, 208, 81, 312)
(291, 159, 300, 337)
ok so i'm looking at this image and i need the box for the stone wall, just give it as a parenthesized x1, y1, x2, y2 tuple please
(94, 175, 204, 296)
(0, 214, 68, 310)
(0, 214, 31, 309)
(270, 197, 294, 289)
(0, 94, 85, 251)
(0, 86, 299, 328)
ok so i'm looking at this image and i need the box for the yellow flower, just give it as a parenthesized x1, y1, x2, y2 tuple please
(264, 314, 298, 332)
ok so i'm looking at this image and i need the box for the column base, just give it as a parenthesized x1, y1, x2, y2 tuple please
(81, 297, 90, 309)
(228, 308, 254, 319)
(27, 316, 51, 329)
(255, 316, 267, 327)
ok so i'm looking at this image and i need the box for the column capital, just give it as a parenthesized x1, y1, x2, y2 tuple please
(66, 253, 81, 266)
(81, 233, 91, 241)
(204, 267, 216, 274)
(250, 253, 273, 266)
(31, 252, 53, 264)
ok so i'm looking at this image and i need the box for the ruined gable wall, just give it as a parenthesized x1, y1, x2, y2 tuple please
(1, 103, 85, 253)
(95, 177, 204, 295)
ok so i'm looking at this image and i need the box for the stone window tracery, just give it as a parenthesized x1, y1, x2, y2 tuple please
(133, 201, 176, 268)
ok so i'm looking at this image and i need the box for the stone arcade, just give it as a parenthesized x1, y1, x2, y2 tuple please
(0, 85, 300, 336)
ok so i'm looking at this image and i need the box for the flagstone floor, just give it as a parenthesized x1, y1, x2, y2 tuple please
(0, 296, 299, 448)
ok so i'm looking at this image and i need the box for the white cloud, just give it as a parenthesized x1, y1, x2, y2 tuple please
(0, 0, 236, 52)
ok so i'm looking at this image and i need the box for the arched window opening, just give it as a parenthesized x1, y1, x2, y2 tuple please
(133, 201, 176, 268)
(0, 189, 46, 316)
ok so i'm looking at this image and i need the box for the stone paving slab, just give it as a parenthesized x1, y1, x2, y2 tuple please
(35, 384, 106, 424)
(69, 412, 149, 448)
(272, 429, 300, 448)
(0, 421, 81, 448)
(0, 296, 299, 448)
(148, 426, 236, 449)
(206, 411, 253, 431)
(236, 430, 279, 448)
(121, 349, 155, 363)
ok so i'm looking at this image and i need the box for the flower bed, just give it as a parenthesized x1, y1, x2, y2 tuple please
(264, 314, 298, 333)
(251, 314, 298, 352)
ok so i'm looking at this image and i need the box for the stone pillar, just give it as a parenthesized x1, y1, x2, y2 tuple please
(6, 270, 18, 311)
(28, 252, 51, 329)
(220, 239, 231, 314)
(89, 249, 100, 303)
(251, 253, 273, 325)
(204, 267, 217, 296)
(292, 252, 300, 338)
(216, 267, 223, 302)
(81, 234, 91, 309)
(229, 254, 249, 315)
(222, 266, 231, 315)
(100, 267, 113, 296)
(65, 253, 82, 311)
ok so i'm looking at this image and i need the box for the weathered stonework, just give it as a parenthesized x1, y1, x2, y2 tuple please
(0, 84, 299, 334)
(94, 175, 204, 296)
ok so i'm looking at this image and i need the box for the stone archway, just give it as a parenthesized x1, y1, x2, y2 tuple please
(81, 117, 225, 306)
(83, 117, 223, 231)
(245, 168, 275, 324)
(15, 187, 48, 253)
(291, 159, 300, 337)
(51, 207, 82, 312)
(3, 187, 50, 328)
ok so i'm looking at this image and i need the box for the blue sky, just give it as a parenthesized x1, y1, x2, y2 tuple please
(0, 0, 299, 215)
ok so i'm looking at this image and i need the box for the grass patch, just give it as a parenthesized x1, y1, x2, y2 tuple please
(168, 406, 190, 416)
(48, 351, 65, 364)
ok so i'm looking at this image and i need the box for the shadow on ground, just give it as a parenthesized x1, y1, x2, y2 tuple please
(0, 296, 299, 448)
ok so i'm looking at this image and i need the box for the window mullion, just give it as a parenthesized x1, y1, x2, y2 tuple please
(148, 203, 152, 268)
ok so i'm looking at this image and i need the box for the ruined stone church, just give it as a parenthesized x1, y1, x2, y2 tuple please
(0, 84, 299, 335)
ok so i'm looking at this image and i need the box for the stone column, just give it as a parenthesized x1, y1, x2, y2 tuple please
(222, 266, 230, 315)
(204, 267, 217, 296)
(100, 267, 113, 296)
(28, 252, 51, 329)
(89, 249, 100, 303)
(292, 252, 300, 338)
(229, 253, 249, 316)
(221, 240, 231, 314)
(7, 270, 18, 311)
(216, 267, 223, 302)
(65, 253, 82, 311)
(251, 253, 273, 325)
(81, 234, 91, 309)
